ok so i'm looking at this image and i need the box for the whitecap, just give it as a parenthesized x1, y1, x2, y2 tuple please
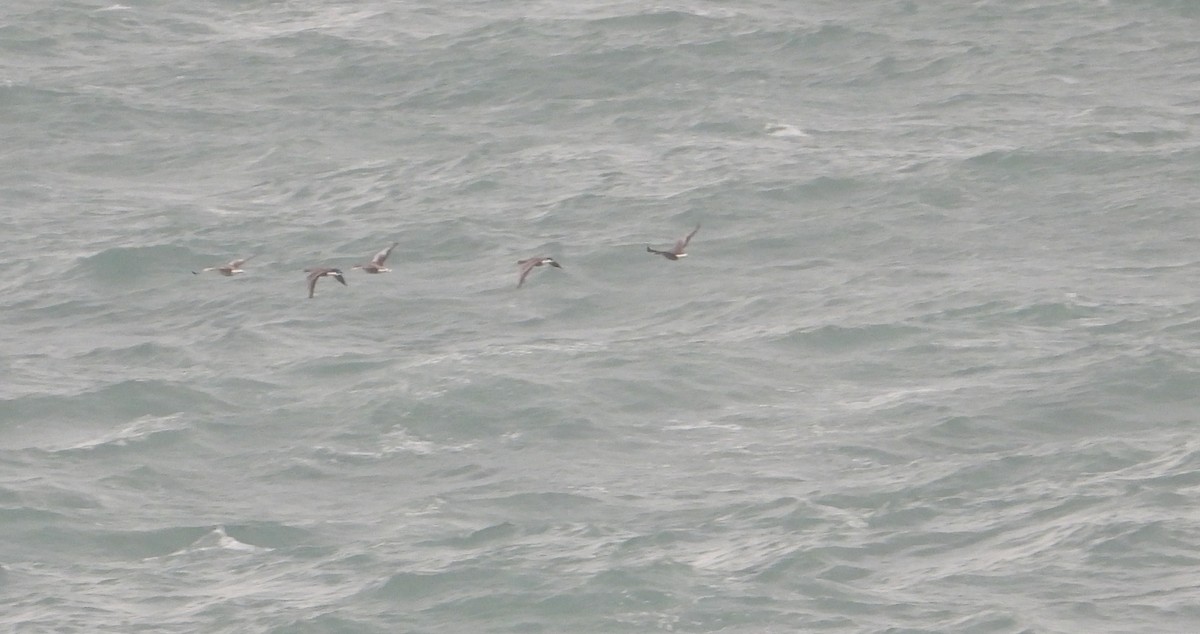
(764, 123, 810, 138)
(50, 414, 186, 453)
(189, 526, 270, 554)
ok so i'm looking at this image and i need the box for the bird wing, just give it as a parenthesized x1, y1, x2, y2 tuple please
(228, 256, 253, 268)
(517, 259, 538, 287)
(371, 243, 397, 267)
(306, 269, 323, 297)
(674, 225, 700, 253)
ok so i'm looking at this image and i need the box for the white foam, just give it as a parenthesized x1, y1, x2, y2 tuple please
(764, 123, 809, 138)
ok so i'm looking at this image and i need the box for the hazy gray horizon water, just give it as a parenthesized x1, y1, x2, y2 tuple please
(2, 1, 1199, 632)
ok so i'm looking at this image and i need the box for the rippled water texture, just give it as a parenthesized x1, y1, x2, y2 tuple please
(2, 1, 1199, 632)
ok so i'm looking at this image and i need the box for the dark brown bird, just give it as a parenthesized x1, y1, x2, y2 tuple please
(647, 225, 700, 260)
(517, 256, 562, 287)
(352, 242, 398, 273)
(193, 256, 253, 276)
(304, 267, 347, 298)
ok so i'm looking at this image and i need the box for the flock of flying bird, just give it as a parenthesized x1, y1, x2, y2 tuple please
(192, 225, 701, 297)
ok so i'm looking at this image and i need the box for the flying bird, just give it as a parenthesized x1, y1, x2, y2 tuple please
(647, 225, 700, 260)
(517, 256, 562, 287)
(305, 267, 347, 298)
(193, 256, 254, 276)
(353, 242, 398, 273)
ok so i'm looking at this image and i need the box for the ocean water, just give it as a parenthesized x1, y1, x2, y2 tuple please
(2, 0, 1199, 632)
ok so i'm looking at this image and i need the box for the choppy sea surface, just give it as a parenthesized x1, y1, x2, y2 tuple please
(2, 1, 1199, 632)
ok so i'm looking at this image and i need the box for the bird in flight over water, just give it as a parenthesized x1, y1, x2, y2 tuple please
(193, 256, 254, 276)
(517, 256, 562, 287)
(305, 267, 347, 298)
(353, 242, 398, 273)
(647, 225, 700, 260)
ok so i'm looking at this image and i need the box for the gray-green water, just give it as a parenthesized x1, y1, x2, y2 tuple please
(2, 1, 1199, 632)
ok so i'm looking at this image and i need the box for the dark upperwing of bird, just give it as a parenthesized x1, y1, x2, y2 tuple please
(647, 224, 700, 260)
(354, 242, 398, 273)
(305, 267, 347, 298)
(517, 256, 562, 287)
